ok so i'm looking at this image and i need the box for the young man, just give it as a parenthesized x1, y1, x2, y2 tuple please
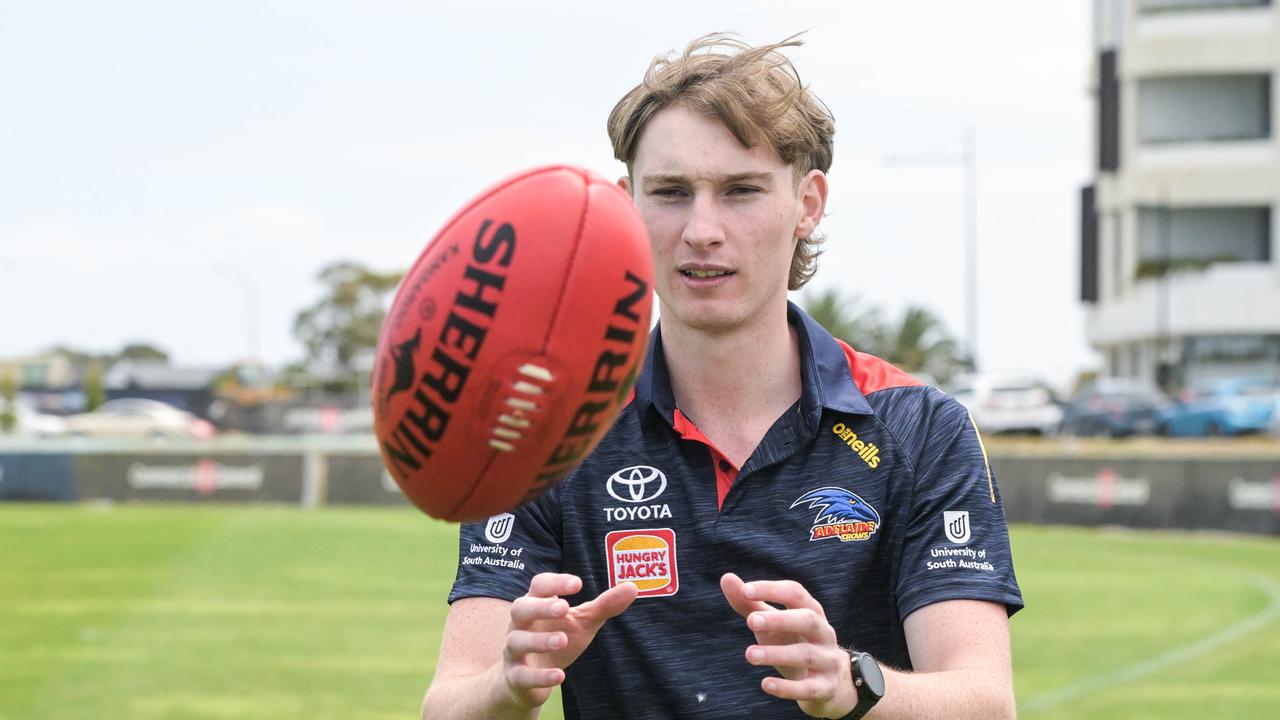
(423, 35, 1022, 719)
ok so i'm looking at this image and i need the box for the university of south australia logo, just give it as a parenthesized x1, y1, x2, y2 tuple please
(790, 486, 881, 542)
(943, 510, 971, 544)
(484, 512, 515, 544)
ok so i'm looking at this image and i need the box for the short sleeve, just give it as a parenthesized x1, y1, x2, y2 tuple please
(447, 487, 563, 604)
(895, 406, 1023, 621)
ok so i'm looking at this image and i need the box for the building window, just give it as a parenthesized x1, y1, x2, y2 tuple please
(1081, 186, 1100, 302)
(1138, 74, 1271, 144)
(1139, 0, 1270, 12)
(1182, 335, 1280, 383)
(20, 364, 47, 387)
(1136, 206, 1271, 276)
(1111, 212, 1125, 298)
(1187, 335, 1280, 362)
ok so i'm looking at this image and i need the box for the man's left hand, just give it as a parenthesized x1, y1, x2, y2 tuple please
(721, 572, 859, 719)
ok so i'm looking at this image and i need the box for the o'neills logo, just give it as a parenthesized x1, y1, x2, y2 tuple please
(605, 528, 678, 598)
(380, 219, 515, 476)
(832, 422, 881, 469)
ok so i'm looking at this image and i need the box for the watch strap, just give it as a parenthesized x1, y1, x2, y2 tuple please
(837, 651, 882, 720)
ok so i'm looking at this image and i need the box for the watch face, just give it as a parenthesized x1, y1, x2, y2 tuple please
(858, 654, 886, 698)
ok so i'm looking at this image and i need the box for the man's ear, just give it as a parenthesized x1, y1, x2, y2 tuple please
(794, 169, 829, 239)
(618, 175, 632, 196)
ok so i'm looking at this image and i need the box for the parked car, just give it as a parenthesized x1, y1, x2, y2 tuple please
(8, 397, 67, 437)
(1059, 379, 1167, 438)
(948, 374, 1063, 435)
(63, 399, 216, 439)
(1158, 378, 1278, 437)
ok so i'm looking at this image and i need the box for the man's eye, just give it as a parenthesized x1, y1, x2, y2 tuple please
(728, 186, 761, 196)
(652, 187, 686, 198)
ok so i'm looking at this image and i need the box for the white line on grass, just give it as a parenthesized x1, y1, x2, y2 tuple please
(1021, 572, 1280, 714)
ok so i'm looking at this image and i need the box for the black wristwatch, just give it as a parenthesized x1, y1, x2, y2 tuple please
(837, 650, 884, 720)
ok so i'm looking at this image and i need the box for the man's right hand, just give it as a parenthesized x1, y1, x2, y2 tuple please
(501, 572, 639, 709)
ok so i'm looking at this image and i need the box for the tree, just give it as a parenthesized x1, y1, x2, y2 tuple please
(802, 288, 967, 384)
(873, 305, 967, 384)
(0, 371, 16, 433)
(293, 261, 403, 390)
(800, 288, 883, 347)
(117, 342, 170, 364)
(46, 345, 113, 368)
(83, 361, 106, 412)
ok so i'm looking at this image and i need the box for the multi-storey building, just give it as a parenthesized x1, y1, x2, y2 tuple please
(1083, 0, 1280, 387)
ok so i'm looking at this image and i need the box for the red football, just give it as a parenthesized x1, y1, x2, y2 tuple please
(372, 165, 654, 522)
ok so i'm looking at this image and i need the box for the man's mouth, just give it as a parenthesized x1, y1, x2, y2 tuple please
(680, 269, 733, 278)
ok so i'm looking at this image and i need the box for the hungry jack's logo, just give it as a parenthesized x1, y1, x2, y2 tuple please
(605, 529, 678, 597)
(790, 487, 881, 542)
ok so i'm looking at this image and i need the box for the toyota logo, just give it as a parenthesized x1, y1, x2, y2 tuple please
(606, 465, 668, 503)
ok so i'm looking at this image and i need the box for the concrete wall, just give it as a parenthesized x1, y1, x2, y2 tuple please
(2, 439, 1277, 535)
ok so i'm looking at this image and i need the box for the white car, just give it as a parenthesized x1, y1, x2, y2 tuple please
(63, 398, 215, 439)
(948, 374, 1063, 435)
(8, 397, 67, 437)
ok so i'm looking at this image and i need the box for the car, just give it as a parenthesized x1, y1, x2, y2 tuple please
(7, 396, 67, 437)
(948, 374, 1064, 435)
(1158, 378, 1278, 437)
(63, 398, 216, 439)
(1059, 378, 1168, 438)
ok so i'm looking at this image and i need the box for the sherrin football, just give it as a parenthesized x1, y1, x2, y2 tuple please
(372, 165, 654, 522)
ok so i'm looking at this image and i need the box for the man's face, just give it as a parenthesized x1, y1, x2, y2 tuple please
(623, 106, 824, 336)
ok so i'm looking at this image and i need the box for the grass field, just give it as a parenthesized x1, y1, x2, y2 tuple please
(2, 505, 1278, 719)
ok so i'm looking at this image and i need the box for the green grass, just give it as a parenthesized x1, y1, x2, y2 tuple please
(2, 506, 1279, 719)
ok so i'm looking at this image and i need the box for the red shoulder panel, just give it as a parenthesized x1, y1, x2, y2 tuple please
(835, 339, 923, 395)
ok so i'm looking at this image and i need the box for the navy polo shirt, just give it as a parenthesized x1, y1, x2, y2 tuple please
(449, 302, 1023, 719)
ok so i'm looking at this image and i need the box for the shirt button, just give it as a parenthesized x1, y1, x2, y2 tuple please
(718, 460, 732, 473)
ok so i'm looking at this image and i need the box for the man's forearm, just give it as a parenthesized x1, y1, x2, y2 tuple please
(866, 665, 1015, 720)
(421, 665, 540, 720)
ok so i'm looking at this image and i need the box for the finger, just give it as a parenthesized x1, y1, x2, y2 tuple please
(575, 581, 639, 626)
(745, 643, 835, 671)
(747, 608, 837, 644)
(527, 572, 583, 598)
(505, 662, 565, 691)
(504, 629, 567, 661)
(510, 595, 570, 628)
(720, 572, 771, 619)
(743, 579, 825, 614)
(760, 674, 837, 702)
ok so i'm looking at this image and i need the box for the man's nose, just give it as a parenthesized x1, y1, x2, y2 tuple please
(681, 193, 725, 249)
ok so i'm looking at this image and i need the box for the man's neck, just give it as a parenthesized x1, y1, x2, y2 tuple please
(659, 304, 802, 466)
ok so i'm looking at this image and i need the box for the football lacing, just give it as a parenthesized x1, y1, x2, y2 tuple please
(488, 364, 554, 452)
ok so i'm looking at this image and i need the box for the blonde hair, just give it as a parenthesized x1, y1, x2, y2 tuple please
(607, 33, 835, 290)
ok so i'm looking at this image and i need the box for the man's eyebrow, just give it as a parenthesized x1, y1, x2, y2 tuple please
(641, 172, 774, 187)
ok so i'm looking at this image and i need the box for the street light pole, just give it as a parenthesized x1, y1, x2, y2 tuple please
(963, 126, 977, 373)
(213, 264, 261, 364)
(883, 125, 979, 370)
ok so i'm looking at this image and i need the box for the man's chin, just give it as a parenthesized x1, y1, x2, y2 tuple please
(665, 304, 749, 336)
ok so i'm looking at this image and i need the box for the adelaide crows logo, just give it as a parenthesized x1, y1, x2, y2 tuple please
(790, 486, 881, 543)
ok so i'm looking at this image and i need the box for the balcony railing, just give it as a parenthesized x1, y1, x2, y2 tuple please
(1140, 0, 1271, 13)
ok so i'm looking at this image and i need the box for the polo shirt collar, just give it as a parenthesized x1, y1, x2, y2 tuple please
(632, 301, 875, 426)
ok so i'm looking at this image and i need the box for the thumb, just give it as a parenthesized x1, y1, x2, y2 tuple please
(578, 581, 639, 627)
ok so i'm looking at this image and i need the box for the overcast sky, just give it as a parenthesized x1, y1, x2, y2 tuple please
(0, 1, 1097, 388)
